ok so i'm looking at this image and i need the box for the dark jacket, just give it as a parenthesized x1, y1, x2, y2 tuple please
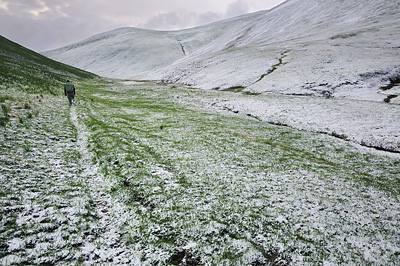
(64, 82, 76, 96)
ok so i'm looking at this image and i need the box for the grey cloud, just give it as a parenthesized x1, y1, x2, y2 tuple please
(196, 11, 225, 26)
(0, 8, 118, 52)
(138, 0, 249, 31)
(1, 0, 39, 17)
(1, 0, 66, 19)
(140, 11, 191, 30)
(226, 0, 249, 17)
(0, 0, 122, 51)
(138, 10, 225, 31)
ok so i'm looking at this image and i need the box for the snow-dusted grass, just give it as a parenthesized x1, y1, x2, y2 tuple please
(69, 83, 400, 265)
(165, 86, 400, 153)
(0, 91, 138, 265)
(1, 82, 399, 265)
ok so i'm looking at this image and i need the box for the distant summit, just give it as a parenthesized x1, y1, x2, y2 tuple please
(43, 0, 400, 102)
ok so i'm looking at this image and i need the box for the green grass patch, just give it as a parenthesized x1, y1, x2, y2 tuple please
(0, 35, 98, 95)
(72, 83, 400, 265)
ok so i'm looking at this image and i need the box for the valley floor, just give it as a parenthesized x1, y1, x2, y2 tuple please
(1, 83, 399, 265)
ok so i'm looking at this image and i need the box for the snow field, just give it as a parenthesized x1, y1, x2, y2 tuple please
(166, 86, 400, 153)
(71, 83, 399, 265)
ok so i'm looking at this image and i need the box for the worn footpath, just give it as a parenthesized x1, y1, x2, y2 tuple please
(0, 95, 137, 265)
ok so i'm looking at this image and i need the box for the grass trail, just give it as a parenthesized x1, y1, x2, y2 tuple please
(72, 83, 400, 265)
(0, 93, 138, 264)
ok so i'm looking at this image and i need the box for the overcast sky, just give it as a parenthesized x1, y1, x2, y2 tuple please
(0, 0, 285, 52)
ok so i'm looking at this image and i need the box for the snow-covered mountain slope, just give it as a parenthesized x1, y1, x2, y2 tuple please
(44, 0, 400, 101)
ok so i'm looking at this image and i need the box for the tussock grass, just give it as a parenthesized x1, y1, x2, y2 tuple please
(73, 83, 400, 265)
(0, 35, 97, 95)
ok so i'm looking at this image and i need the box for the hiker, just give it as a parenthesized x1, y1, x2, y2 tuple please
(64, 80, 76, 106)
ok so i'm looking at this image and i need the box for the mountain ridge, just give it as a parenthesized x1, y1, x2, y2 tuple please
(43, 0, 400, 102)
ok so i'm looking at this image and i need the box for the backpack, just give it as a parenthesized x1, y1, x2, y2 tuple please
(65, 83, 74, 92)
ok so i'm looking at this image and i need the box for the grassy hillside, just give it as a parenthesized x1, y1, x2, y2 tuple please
(0, 35, 97, 95)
